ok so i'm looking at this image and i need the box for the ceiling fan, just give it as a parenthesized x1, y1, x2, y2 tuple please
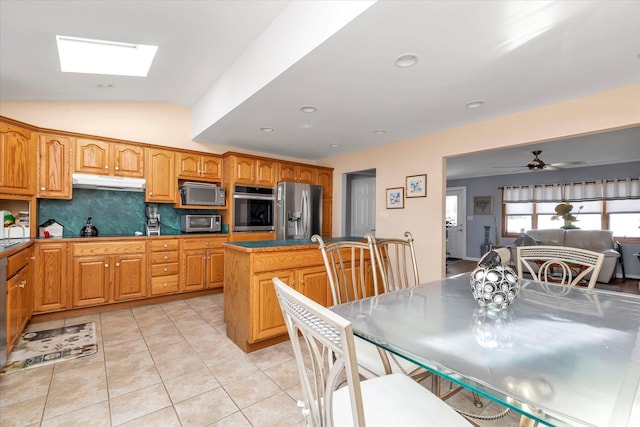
(494, 150, 585, 172)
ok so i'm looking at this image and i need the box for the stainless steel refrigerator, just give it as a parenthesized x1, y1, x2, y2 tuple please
(276, 182, 322, 240)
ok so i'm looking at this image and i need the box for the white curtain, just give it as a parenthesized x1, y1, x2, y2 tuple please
(503, 177, 638, 203)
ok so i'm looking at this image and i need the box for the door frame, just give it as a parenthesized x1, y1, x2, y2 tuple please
(446, 186, 467, 259)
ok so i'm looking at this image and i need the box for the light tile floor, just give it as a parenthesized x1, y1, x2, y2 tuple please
(0, 294, 523, 426)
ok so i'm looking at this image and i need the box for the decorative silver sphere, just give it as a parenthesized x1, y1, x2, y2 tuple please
(470, 264, 520, 309)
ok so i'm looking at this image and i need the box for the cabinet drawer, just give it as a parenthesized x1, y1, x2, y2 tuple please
(151, 275, 179, 295)
(150, 239, 180, 251)
(7, 246, 32, 277)
(74, 241, 146, 256)
(151, 263, 179, 277)
(151, 251, 179, 264)
(182, 237, 226, 250)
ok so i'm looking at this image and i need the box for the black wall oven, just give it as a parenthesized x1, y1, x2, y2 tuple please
(232, 185, 275, 232)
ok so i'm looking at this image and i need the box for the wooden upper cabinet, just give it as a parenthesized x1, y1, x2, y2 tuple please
(113, 143, 144, 177)
(0, 121, 36, 195)
(279, 162, 316, 184)
(146, 148, 176, 202)
(75, 138, 143, 177)
(316, 168, 333, 199)
(37, 133, 73, 199)
(232, 155, 276, 187)
(177, 152, 222, 182)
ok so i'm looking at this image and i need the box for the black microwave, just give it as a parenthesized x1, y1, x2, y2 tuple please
(179, 182, 225, 206)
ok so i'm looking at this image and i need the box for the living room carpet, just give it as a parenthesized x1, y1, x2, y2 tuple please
(1, 322, 97, 375)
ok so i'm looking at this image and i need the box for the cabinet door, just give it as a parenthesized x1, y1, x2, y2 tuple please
(234, 156, 256, 184)
(73, 255, 110, 307)
(146, 148, 176, 202)
(279, 163, 296, 182)
(0, 122, 35, 195)
(207, 249, 224, 289)
(255, 159, 276, 187)
(322, 199, 332, 238)
(181, 249, 206, 291)
(113, 254, 147, 301)
(201, 155, 222, 181)
(6, 273, 22, 351)
(250, 270, 295, 343)
(113, 143, 144, 177)
(298, 266, 330, 307)
(34, 243, 68, 312)
(37, 133, 72, 199)
(316, 169, 333, 198)
(297, 165, 316, 184)
(177, 152, 201, 179)
(75, 138, 110, 175)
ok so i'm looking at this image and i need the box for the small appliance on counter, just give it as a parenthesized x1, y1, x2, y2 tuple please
(181, 214, 221, 233)
(80, 217, 98, 237)
(39, 219, 64, 237)
(145, 203, 161, 236)
(179, 182, 225, 206)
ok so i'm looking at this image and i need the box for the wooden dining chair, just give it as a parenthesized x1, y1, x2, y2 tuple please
(273, 278, 470, 427)
(516, 245, 606, 288)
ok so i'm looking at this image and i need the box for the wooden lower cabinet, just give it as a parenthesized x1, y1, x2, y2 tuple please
(224, 244, 333, 352)
(6, 245, 33, 353)
(251, 266, 329, 343)
(181, 237, 226, 292)
(34, 242, 68, 313)
(72, 241, 147, 308)
(149, 239, 180, 295)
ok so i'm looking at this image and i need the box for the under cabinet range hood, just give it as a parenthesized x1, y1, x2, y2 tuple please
(72, 173, 146, 192)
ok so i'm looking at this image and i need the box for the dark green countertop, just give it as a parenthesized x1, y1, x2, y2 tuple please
(225, 236, 363, 249)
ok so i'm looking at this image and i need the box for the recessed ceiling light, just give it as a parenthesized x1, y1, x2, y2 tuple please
(465, 101, 485, 109)
(373, 130, 386, 135)
(260, 127, 274, 132)
(56, 35, 158, 77)
(96, 83, 114, 88)
(300, 105, 317, 113)
(394, 53, 418, 68)
(329, 144, 340, 148)
(300, 123, 313, 129)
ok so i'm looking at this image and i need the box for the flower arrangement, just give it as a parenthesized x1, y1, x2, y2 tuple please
(551, 202, 583, 229)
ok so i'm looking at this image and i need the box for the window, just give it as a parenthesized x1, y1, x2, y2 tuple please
(503, 178, 640, 241)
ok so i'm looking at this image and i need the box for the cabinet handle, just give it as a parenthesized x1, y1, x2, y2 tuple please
(116, 262, 120, 267)
(163, 283, 168, 287)
(149, 192, 153, 196)
(105, 165, 109, 169)
(164, 256, 168, 260)
(105, 263, 109, 268)
(20, 280, 26, 288)
(115, 166, 119, 170)
(41, 187, 46, 190)
(291, 280, 296, 285)
(164, 268, 168, 272)
(163, 244, 168, 248)
(30, 256, 35, 260)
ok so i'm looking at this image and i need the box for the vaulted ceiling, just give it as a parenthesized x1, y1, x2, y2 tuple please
(1, 1, 639, 174)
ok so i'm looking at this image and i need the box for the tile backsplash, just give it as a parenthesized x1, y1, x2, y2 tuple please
(38, 189, 219, 237)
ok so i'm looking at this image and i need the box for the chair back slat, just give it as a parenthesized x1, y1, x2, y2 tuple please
(274, 278, 365, 427)
(516, 245, 605, 288)
(313, 235, 379, 305)
(369, 231, 420, 291)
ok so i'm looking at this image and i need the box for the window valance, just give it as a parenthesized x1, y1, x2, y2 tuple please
(503, 177, 639, 202)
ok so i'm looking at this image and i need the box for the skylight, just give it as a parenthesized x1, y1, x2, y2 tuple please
(56, 35, 158, 77)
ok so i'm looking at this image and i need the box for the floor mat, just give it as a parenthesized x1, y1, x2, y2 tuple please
(1, 322, 97, 375)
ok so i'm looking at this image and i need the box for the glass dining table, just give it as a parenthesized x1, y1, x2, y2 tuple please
(331, 273, 640, 427)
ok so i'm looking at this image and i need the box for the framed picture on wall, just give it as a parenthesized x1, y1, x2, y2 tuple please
(406, 174, 427, 198)
(473, 196, 493, 215)
(386, 187, 404, 209)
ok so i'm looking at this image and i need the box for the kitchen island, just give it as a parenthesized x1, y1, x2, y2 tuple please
(223, 237, 368, 352)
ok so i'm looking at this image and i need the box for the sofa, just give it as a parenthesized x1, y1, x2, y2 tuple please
(511, 229, 620, 283)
